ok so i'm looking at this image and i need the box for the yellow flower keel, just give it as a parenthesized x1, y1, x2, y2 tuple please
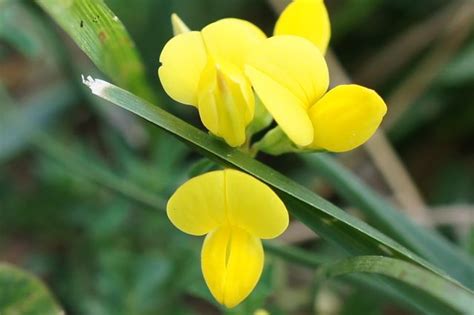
(202, 225, 263, 308)
(198, 61, 254, 147)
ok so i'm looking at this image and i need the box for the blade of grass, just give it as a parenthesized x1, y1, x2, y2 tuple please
(81, 78, 474, 300)
(303, 153, 474, 289)
(266, 243, 469, 315)
(316, 256, 474, 314)
(36, 0, 156, 103)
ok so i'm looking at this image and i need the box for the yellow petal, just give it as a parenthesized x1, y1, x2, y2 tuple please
(197, 60, 254, 147)
(202, 225, 264, 308)
(201, 18, 266, 70)
(308, 84, 387, 152)
(245, 36, 329, 146)
(274, 0, 331, 54)
(158, 31, 207, 106)
(246, 35, 329, 107)
(166, 171, 226, 235)
(224, 169, 289, 239)
(245, 65, 313, 146)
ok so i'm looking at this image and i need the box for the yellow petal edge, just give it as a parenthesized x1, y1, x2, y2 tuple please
(158, 31, 207, 106)
(167, 169, 288, 238)
(202, 18, 267, 70)
(308, 84, 387, 152)
(274, 0, 331, 54)
(245, 35, 329, 147)
(167, 171, 226, 236)
(225, 169, 289, 239)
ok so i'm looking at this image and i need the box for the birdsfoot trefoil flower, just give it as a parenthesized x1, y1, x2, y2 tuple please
(246, 35, 387, 153)
(158, 19, 266, 147)
(166, 169, 289, 308)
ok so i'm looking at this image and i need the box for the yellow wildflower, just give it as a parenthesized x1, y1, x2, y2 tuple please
(246, 35, 387, 152)
(158, 19, 266, 147)
(167, 169, 288, 308)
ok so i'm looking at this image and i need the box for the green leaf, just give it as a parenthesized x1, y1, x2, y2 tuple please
(78, 78, 430, 269)
(266, 243, 466, 315)
(0, 263, 63, 315)
(81, 78, 474, 313)
(316, 256, 474, 314)
(303, 153, 474, 289)
(36, 0, 156, 102)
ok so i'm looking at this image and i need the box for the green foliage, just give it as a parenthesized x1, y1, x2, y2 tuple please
(0, 263, 63, 315)
(36, 0, 156, 102)
(316, 256, 473, 314)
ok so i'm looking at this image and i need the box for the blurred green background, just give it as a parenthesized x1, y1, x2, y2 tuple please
(0, 0, 473, 314)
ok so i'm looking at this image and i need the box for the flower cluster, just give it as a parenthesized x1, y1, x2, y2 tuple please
(160, 0, 388, 309)
(159, 0, 387, 153)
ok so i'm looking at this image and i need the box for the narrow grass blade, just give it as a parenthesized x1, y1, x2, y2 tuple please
(81, 78, 473, 299)
(303, 153, 474, 289)
(36, 0, 156, 102)
(317, 256, 474, 314)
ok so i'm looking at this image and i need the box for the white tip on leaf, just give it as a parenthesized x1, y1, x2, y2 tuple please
(81, 75, 111, 96)
(81, 75, 94, 87)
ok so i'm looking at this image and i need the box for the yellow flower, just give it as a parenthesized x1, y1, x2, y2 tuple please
(167, 169, 288, 308)
(245, 35, 387, 152)
(274, 0, 331, 54)
(158, 19, 266, 147)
